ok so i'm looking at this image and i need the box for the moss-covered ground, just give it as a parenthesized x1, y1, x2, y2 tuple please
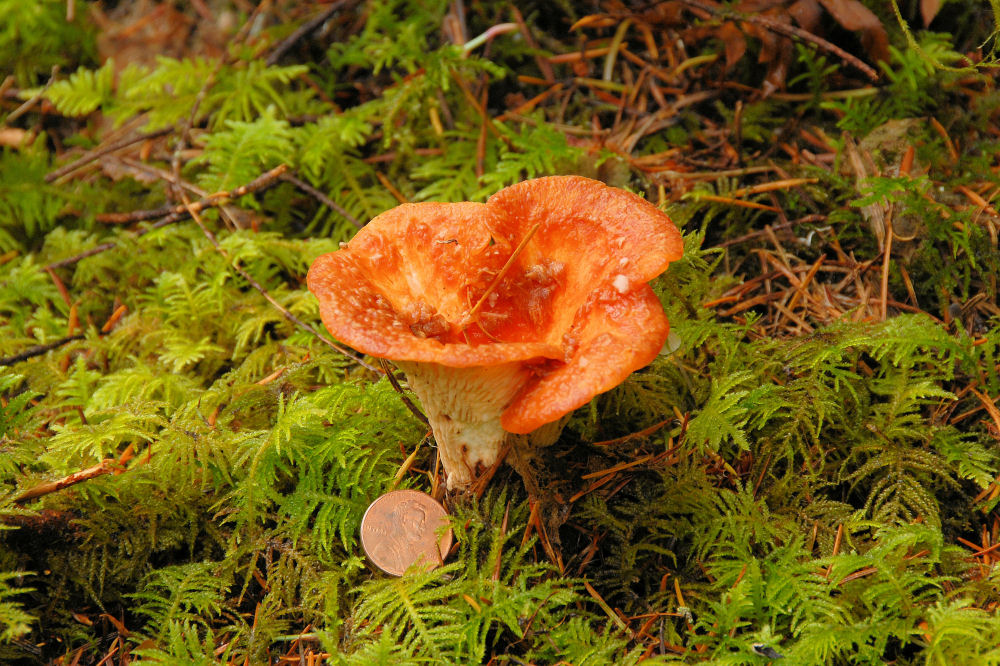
(2, 1, 1000, 663)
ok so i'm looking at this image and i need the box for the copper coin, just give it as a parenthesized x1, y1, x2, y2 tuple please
(360, 489, 453, 576)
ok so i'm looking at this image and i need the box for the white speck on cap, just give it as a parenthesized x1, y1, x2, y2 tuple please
(612, 274, 630, 294)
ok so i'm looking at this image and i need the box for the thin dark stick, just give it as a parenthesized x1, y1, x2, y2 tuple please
(280, 171, 362, 229)
(171, 73, 218, 188)
(169, 3, 270, 214)
(44, 165, 290, 271)
(510, 6, 555, 84)
(0, 75, 14, 102)
(96, 203, 183, 224)
(0, 334, 85, 367)
(378, 358, 430, 426)
(177, 190, 379, 372)
(44, 243, 118, 271)
(44, 127, 173, 183)
(749, 13, 879, 82)
(5, 66, 59, 124)
(170, 56, 231, 207)
(716, 214, 826, 248)
(97, 164, 291, 225)
(266, 1, 349, 66)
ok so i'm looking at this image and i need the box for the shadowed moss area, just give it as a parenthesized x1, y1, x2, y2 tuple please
(2, 1, 1000, 663)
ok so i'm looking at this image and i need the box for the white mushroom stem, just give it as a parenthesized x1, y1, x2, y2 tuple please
(396, 360, 565, 490)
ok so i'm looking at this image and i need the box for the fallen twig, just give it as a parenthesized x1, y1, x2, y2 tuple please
(590, 418, 672, 447)
(266, 1, 351, 66)
(0, 334, 84, 367)
(98, 164, 290, 224)
(280, 171, 362, 229)
(715, 214, 826, 248)
(44, 127, 173, 183)
(177, 186, 378, 372)
(4, 66, 59, 125)
(14, 459, 118, 504)
(45, 165, 290, 270)
(170, 61, 224, 205)
(379, 358, 430, 426)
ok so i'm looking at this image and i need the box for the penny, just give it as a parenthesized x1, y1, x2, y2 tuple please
(360, 489, 453, 576)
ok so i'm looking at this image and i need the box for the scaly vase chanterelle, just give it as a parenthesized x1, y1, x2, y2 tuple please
(308, 176, 683, 491)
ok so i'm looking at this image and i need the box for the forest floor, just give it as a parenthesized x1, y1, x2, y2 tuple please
(2, 1, 1000, 664)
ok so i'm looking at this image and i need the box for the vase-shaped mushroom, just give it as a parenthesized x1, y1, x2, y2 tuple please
(308, 176, 683, 490)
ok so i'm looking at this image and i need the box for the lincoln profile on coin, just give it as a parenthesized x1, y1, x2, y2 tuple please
(370, 498, 432, 573)
(361, 489, 453, 575)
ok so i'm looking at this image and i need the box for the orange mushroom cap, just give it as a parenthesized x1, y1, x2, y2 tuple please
(307, 175, 683, 435)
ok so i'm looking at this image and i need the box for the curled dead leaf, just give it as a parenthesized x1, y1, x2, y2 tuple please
(816, 0, 889, 63)
(921, 0, 941, 27)
(718, 22, 748, 68)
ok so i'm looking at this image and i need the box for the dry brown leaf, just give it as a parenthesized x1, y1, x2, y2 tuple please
(843, 133, 886, 246)
(99, 155, 162, 184)
(736, 0, 790, 11)
(788, 0, 824, 32)
(921, 0, 941, 27)
(94, 0, 226, 69)
(762, 32, 794, 95)
(718, 22, 748, 68)
(816, 0, 890, 63)
(0, 127, 34, 148)
(741, 6, 797, 93)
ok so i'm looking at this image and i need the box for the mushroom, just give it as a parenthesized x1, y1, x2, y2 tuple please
(307, 176, 683, 490)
